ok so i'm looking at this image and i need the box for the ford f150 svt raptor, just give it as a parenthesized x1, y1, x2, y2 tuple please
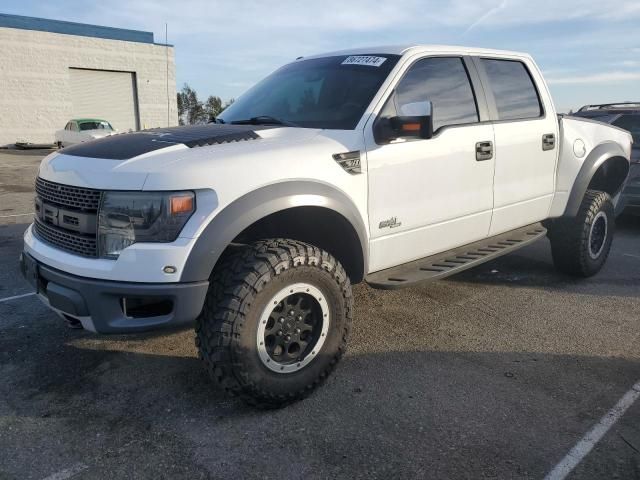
(21, 46, 632, 407)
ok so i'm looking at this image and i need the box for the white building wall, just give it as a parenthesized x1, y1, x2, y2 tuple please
(0, 27, 177, 146)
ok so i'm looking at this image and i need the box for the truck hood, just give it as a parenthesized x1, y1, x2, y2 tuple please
(38, 124, 342, 190)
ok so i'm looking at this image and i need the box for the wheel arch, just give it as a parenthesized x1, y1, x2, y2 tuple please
(180, 182, 369, 284)
(564, 142, 630, 217)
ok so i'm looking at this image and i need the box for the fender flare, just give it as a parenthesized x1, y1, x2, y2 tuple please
(564, 142, 630, 217)
(180, 181, 369, 282)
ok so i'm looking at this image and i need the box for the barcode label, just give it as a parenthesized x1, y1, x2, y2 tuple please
(341, 56, 387, 67)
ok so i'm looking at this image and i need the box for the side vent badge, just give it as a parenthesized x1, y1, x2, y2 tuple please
(332, 151, 362, 174)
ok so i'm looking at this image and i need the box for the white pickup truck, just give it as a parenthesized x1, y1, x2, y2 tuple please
(21, 45, 632, 407)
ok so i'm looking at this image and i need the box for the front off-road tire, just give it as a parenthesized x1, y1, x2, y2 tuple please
(196, 239, 353, 408)
(547, 190, 614, 277)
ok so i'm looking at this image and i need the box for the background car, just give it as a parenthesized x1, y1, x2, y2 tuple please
(571, 103, 640, 216)
(55, 118, 116, 147)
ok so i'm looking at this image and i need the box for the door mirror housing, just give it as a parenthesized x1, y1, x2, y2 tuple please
(374, 100, 434, 143)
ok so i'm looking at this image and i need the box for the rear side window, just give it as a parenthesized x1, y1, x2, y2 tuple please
(612, 114, 640, 143)
(573, 114, 618, 123)
(481, 59, 543, 120)
(380, 57, 479, 132)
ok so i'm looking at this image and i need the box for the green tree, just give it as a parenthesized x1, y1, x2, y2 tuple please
(177, 85, 234, 125)
(177, 90, 187, 125)
(204, 95, 224, 121)
(177, 84, 206, 125)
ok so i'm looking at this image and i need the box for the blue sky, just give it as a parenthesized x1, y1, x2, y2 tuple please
(3, 0, 640, 112)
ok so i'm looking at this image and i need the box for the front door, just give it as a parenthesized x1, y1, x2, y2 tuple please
(365, 56, 495, 272)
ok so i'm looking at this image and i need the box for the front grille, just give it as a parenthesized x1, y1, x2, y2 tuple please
(34, 218, 98, 257)
(35, 177, 101, 211)
(34, 177, 101, 257)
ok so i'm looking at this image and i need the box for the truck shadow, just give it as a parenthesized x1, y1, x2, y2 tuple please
(2, 314, 639, 479)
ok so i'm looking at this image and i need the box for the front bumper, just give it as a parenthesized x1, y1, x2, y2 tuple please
(20, 252, 209, 333)
(617, 163, 640, 216)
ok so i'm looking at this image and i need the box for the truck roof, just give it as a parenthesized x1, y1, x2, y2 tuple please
(302, 44, 532, 60)
(577, 102, 640, 112)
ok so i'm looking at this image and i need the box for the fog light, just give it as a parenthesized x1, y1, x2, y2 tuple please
(163, 266, 177, 274)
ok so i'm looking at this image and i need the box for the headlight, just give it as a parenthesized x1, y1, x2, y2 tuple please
(98, 191, 195, 259)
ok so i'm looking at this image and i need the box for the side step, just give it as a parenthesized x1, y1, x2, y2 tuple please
(365, 223, 547, 290)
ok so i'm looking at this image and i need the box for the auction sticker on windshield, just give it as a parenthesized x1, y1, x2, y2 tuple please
(342, 56, 387, 67)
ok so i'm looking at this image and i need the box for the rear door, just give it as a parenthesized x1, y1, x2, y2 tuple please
(474, 57, 559, 235)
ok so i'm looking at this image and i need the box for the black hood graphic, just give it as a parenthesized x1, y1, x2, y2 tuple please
(60, 124, 278, 160)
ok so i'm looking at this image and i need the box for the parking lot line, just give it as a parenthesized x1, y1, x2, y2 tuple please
(544, 380, 640, 480)
(0, 292, 35, 304)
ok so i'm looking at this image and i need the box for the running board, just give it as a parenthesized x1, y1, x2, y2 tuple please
(365, 223, 547, 290)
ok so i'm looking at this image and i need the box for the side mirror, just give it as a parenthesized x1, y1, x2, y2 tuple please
(375, 100, 434, 143)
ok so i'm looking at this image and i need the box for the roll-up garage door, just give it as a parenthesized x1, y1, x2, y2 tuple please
(69, 68, 140, 132)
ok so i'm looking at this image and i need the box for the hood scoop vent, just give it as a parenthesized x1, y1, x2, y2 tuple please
(60, 124, 277, 160)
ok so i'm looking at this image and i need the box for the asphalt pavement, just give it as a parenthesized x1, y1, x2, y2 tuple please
(0, 150, 638, 479)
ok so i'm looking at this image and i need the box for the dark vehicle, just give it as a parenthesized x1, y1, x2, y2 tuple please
(572, 103, 640, 216)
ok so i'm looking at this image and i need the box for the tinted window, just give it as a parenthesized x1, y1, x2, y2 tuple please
(481, 59, 542, 120)
(379, 57, 479, 132)
(79, 121, 113, 131)
(613, 114, 640, 143)
(571, 113, 618, 123)
(218, 55, 400, 130)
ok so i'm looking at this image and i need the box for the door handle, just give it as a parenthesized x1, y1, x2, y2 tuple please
(476, 141, 493, 161)
(542, 133, 556, 151)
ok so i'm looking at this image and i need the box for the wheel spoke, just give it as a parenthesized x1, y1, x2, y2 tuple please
(265, 315, 280, 335)
(286, 294, 300, 308)
(296, 338, 309, 352)
(298, 323, 313, 333)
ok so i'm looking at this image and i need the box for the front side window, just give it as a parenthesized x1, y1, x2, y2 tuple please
(377, 57, 479, 133)
(481, 59, 543, 120)
(217, 54, 400, 130)
(613, 114, 640, 143)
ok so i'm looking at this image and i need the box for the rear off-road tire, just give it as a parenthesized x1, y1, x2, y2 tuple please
(195, 239, 353, 408)
(547, 190, 614, 277)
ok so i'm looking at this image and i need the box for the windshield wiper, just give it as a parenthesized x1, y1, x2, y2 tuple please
(230, 116, 298, 127)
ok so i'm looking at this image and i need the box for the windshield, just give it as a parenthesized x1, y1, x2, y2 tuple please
(218, 54, 400, 130)
(79, 121, 113, 131)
